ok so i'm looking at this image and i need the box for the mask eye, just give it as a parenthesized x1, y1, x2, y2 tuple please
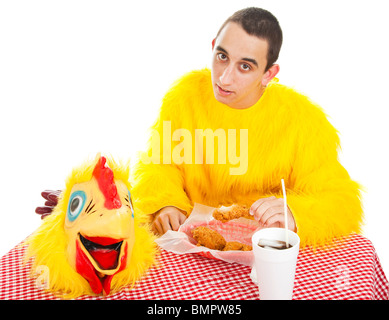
(67, 190, 86, 221)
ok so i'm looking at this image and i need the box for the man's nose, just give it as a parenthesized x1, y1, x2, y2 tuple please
(219, 65, 234, 86)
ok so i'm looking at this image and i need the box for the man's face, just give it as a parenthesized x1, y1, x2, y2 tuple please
(211, 22, 270, 109)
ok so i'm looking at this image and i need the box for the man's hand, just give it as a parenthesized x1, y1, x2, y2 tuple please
(250, 196, 296, 231)
(152, 206, 187, 235)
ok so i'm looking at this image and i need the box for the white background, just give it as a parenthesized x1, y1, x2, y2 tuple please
(1, 1, 388, 281)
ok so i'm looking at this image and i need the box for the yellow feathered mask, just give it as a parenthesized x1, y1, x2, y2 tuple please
(25, 155, 157, 298)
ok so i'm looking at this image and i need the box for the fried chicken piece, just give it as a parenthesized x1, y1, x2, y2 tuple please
(223, 241, 252, 251)
(212, 204, 254, 222)
(191, 226, 226, 250)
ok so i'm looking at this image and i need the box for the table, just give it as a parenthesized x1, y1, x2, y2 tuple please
(0, 233, 388, 300)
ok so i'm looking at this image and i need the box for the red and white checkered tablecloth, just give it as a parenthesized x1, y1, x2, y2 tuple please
(0, 233, 388, 300)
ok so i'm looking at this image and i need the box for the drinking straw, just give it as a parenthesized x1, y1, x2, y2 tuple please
(281, 179, 289, 248)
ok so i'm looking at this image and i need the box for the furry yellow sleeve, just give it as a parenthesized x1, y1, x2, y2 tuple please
(131, 78, 194, 218)
(286, 162, 363, 248)
(131, 160, 192, 218)
(284, 97, 363, 248)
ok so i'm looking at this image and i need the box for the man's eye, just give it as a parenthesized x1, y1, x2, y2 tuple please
(241, 63, 251, 71)
(217, 53, 227, 61)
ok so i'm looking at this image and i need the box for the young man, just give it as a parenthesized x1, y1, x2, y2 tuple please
(131, 7, 363, 247)
(37, 8, 363, 248)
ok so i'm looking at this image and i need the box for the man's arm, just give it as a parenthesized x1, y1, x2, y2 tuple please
(131, 87, 193, 234)
(285, 107, 363, 248)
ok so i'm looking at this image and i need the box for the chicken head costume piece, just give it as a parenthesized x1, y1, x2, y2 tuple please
(26, 155, 156, 298)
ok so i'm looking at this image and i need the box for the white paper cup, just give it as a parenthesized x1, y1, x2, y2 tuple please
(251, 228, 300, 300)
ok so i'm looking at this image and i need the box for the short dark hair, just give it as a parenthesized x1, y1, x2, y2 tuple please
(216, 7, 283, 71)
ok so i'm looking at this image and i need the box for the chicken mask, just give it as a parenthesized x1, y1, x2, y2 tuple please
(26, 155, 156, 298)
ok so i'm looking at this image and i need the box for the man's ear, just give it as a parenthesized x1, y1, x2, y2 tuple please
(212, 38, 216, 50)
(262, 64, 280, 87)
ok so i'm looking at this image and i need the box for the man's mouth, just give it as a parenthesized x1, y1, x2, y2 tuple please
(76, 234, 127, 295)
(217, 84, 234, 97)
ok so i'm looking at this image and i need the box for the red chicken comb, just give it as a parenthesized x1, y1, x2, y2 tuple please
(92, 156, 122, 209)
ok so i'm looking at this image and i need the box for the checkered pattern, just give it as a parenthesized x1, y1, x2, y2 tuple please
(0, 234, 388, 300)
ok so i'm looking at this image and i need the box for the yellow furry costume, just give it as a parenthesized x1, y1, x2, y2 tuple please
(26, 156, 156, 298)
(132, 69, 363, 248)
